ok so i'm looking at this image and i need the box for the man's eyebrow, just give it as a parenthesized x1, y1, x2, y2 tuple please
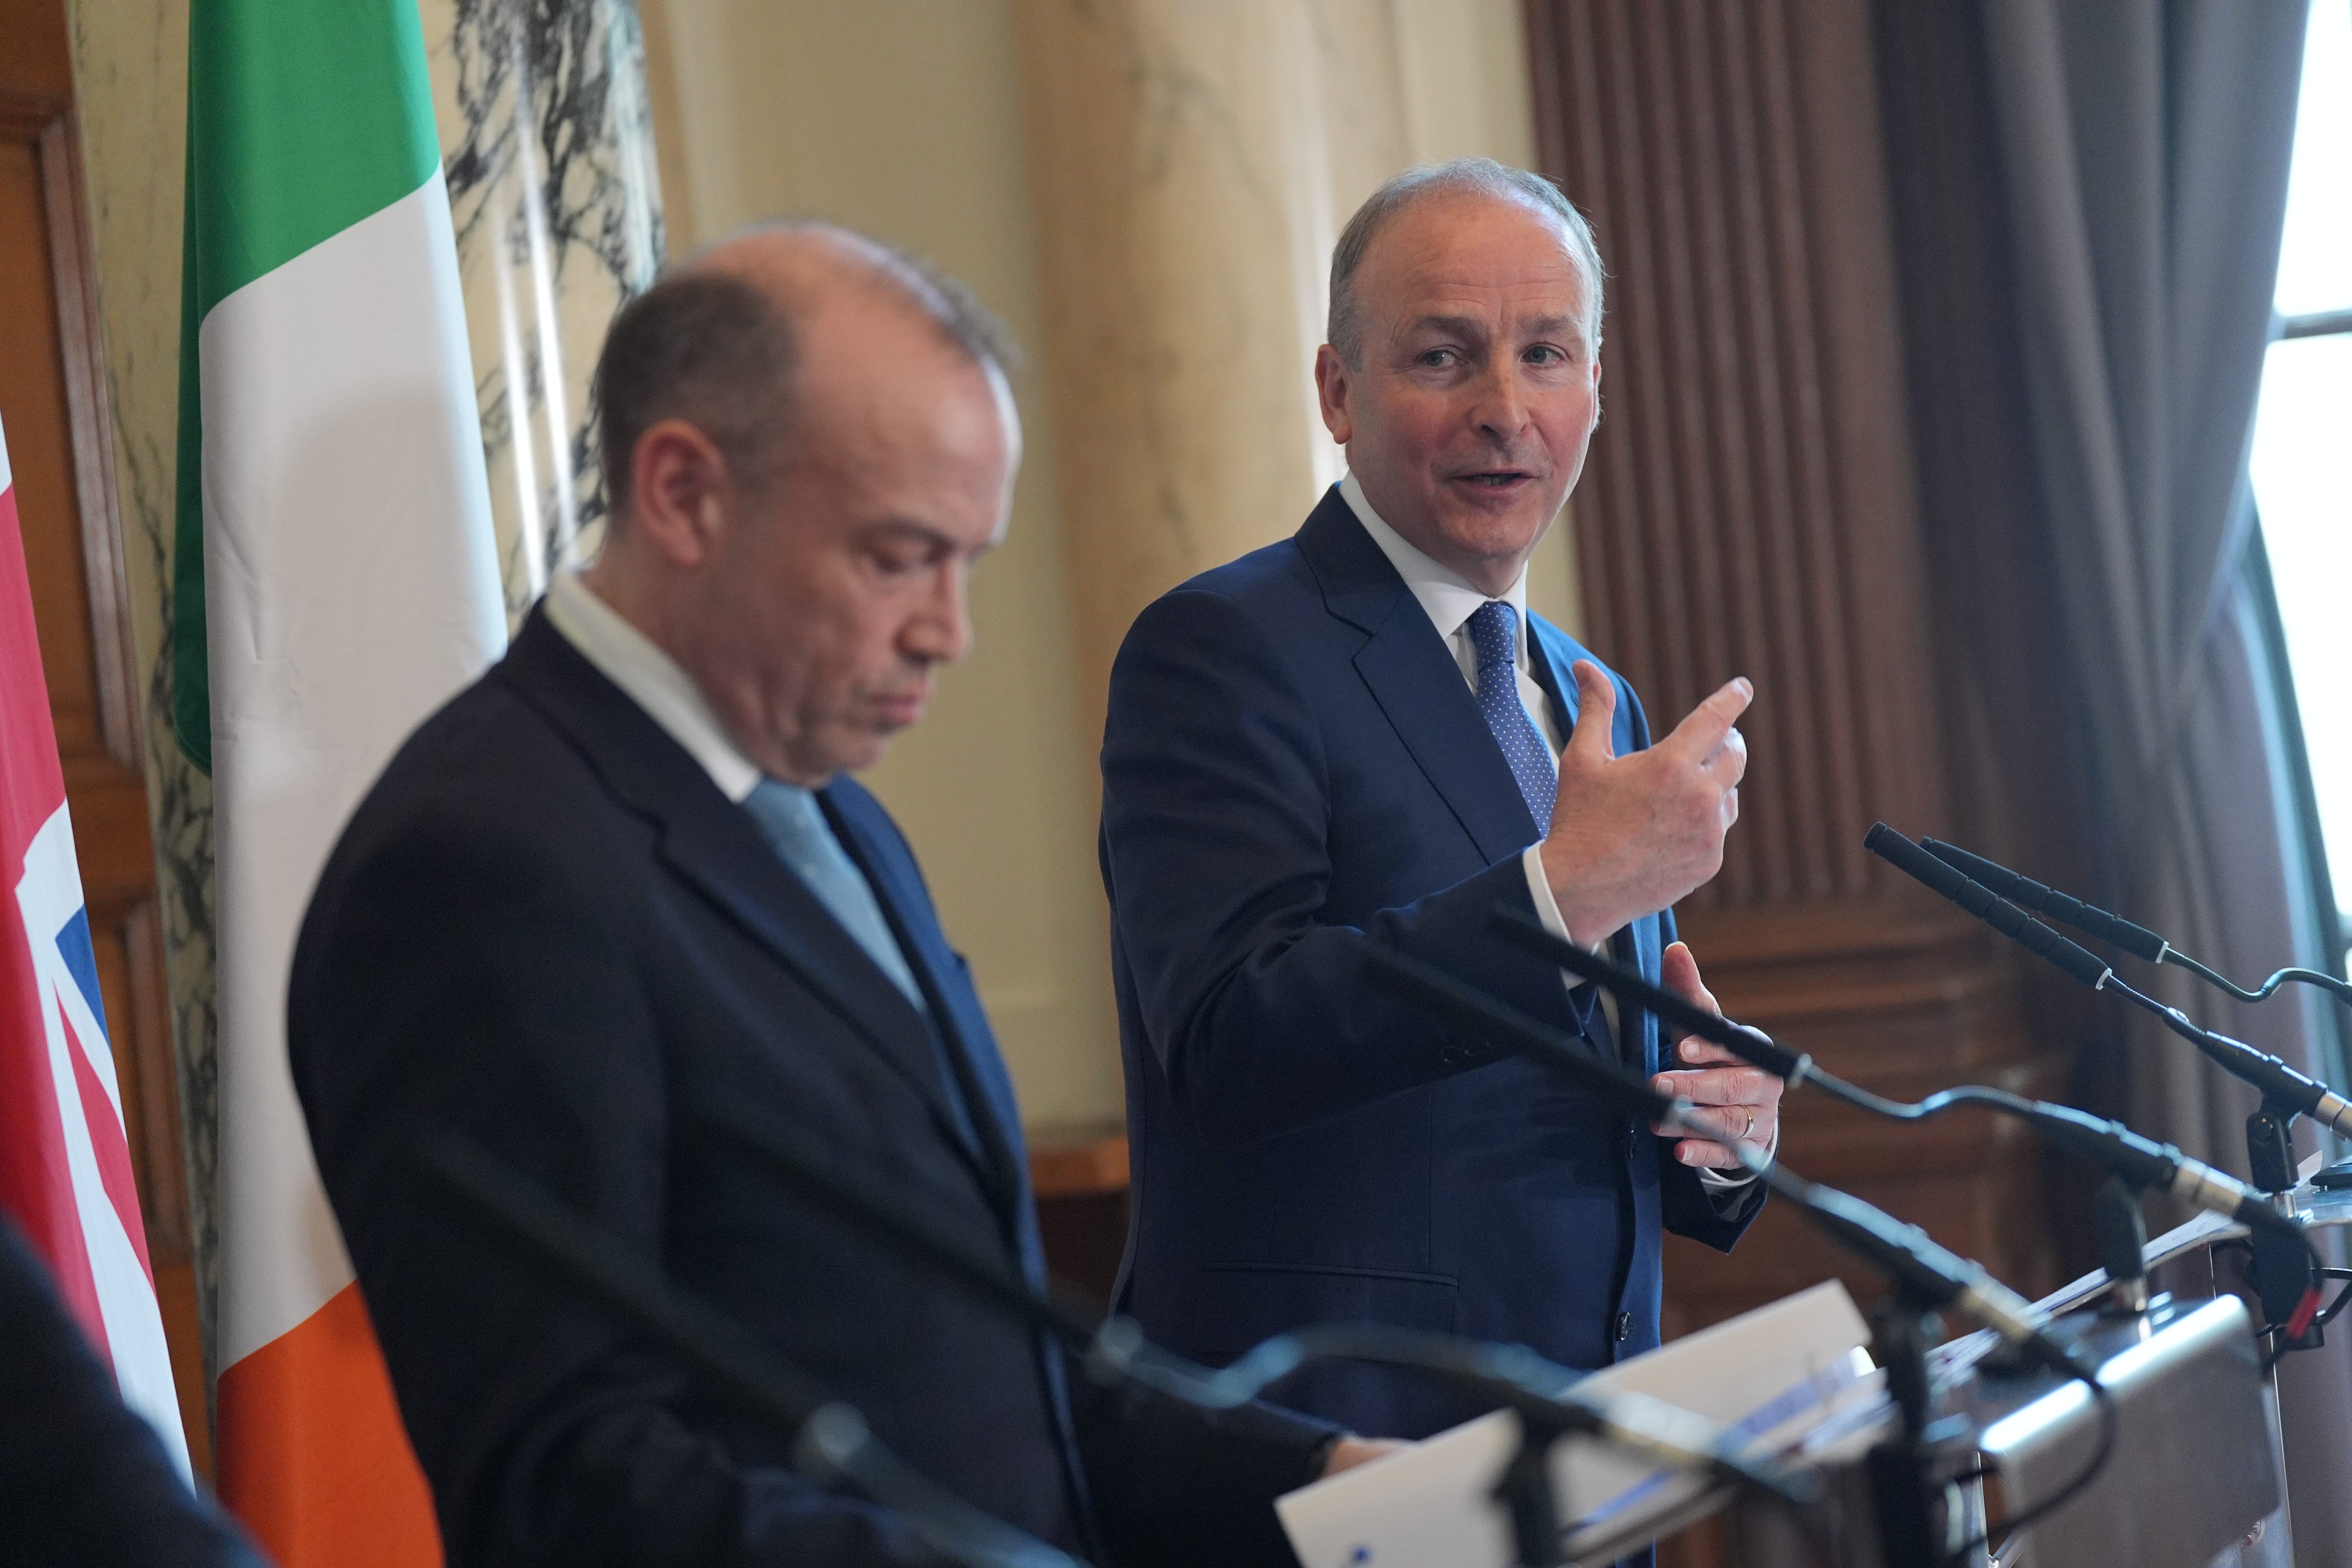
(1400, 312, 1588, 348)
(860, 516, 996, 557)
(1404, 314, 1489, 340)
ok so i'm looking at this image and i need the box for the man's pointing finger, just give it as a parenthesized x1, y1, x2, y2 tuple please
(1666, 677, 1753, 761)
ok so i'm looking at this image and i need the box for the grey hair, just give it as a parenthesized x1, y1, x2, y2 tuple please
(1326, 158, 1605, 368)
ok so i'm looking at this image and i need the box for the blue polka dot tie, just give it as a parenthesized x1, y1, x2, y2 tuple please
(1467, 600, 1557, 831)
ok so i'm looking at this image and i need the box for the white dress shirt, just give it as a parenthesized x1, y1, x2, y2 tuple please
(1337, 476, 1766, 1185)
(541, 570, 762, 802)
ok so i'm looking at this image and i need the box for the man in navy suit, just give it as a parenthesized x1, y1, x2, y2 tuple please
(289, 224, 1381, 1567)
(1101, 160, 1781, 1443)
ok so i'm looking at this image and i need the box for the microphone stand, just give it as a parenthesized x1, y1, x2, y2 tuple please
(1359, 951, 2133, 1568)
(680, 1092, 1816, 1568)
(1431, 917, 2229, 1562)
(1865, 1295, 1947, 1568)
(1863, 822, 2333, 1340)
(414, 1131, 1091, 1568)
(1488, 900, 2328, 1343)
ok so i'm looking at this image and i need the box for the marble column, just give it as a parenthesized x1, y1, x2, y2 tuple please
(66, 0, 664, 1376)
(424, 0, 666, 624)
(1009, 0, 1413, 729)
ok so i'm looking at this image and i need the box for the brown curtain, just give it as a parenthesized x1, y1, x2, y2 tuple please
(1969, 3, 2349, 1563)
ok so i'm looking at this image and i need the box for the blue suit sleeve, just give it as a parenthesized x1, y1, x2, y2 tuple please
(1102, 590, 1581, 1145)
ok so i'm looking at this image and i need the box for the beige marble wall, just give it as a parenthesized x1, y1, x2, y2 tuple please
(642, 0, 1561, 1131)
(425, 0, 665, 625)
(641, 0, 1127, 1128)
(1015, 0, 1578, 733)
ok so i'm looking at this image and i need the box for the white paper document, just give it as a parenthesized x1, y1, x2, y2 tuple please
(1276, 1281, 1875, 1568)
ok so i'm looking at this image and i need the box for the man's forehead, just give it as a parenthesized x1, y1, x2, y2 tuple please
(1367, 197, 1588, 310)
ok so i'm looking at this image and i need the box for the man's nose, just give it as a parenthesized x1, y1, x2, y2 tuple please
(905, 566, 973, 664)
(1470, 362, 1530, 440)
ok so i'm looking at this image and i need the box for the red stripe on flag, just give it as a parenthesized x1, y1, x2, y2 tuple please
(0, 480, 109, 1361)
(63, 1004, 153, 1289)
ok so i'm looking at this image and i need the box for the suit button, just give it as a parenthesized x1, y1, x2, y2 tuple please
(1614, 1312, 1633, 1341)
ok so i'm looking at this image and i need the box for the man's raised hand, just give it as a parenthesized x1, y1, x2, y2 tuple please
(1537, 662, 1750, 946)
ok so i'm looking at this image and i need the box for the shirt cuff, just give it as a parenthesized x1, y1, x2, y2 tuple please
(1521, 843, 1573, 944)
(1695, 1121, 1779, 1189)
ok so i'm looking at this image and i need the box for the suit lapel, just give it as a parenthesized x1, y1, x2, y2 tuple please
(1297, 490, 1543, 863)
(1524, 621, 1579, 743)
(823, 782, 1027, 1209)
(497, 613, 1004, 1198)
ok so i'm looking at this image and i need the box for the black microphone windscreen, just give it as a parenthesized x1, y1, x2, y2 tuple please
(1867, 823, 2112, 989)
(1922, 838, 2168, 964)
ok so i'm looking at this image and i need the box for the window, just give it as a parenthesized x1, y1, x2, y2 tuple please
(2248, 0, 2352, 951)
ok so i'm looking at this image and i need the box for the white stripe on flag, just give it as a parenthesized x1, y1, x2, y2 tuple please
(204, 165, 506, 1370)
(18, 806, 190, 1477)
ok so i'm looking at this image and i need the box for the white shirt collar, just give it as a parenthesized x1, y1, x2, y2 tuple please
(1338, 472, 1532, 669)
(540, 571, 764, 803)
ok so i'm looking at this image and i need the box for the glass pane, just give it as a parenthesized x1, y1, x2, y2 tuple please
(2276, 0, 2352, 318)
(2250, 332, 2352, 894)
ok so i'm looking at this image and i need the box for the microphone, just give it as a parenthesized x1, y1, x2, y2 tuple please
(1869, 823, 2352, 1144)
(1920, 838, 2165, 962)
(1484, 907, 2323, 1315)
(678, 1086, 1818, 1514)
(1362, 947, 2096, 1381)
(1987, 1098, 2310, 1252)
(415, 1130, 1091, 1568)
(1922, 836, 2352, 1011)
(1863, 823, 2113, 988)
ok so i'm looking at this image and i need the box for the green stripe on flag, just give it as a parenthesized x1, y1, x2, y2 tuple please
(171, 0, 446, 771)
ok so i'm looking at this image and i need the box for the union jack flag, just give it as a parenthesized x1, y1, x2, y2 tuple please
(0, 411, 189, 1471)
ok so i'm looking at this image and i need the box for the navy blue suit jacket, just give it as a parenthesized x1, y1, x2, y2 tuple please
(1100, 488, 1760, 1440)
(289, 609, 1332, 1568)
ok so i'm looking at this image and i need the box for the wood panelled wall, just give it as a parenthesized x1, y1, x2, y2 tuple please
(1, 0, 209, 1473)
(1524, 0, 2078, 1339)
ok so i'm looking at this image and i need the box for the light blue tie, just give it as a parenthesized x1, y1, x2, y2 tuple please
(743, 779, 927, 1011)
(742, 779, 985, 1152)
(1466, 600, 1558, 829)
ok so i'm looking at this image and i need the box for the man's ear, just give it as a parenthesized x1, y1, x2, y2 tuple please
(628, 419, 731, 567)
(1313, 344, 1355, 445)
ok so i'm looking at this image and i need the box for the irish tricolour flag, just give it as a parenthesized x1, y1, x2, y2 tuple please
(176, 2, 506, 1561)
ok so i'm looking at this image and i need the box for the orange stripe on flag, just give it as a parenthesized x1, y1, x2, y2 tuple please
(216, 1282, 441, 1567)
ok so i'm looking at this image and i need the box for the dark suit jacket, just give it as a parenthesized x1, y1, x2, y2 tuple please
(0, 1217, 265, 1566)
(1100, 487, 1761, 1441)
(288, 608, 1332, 1568)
